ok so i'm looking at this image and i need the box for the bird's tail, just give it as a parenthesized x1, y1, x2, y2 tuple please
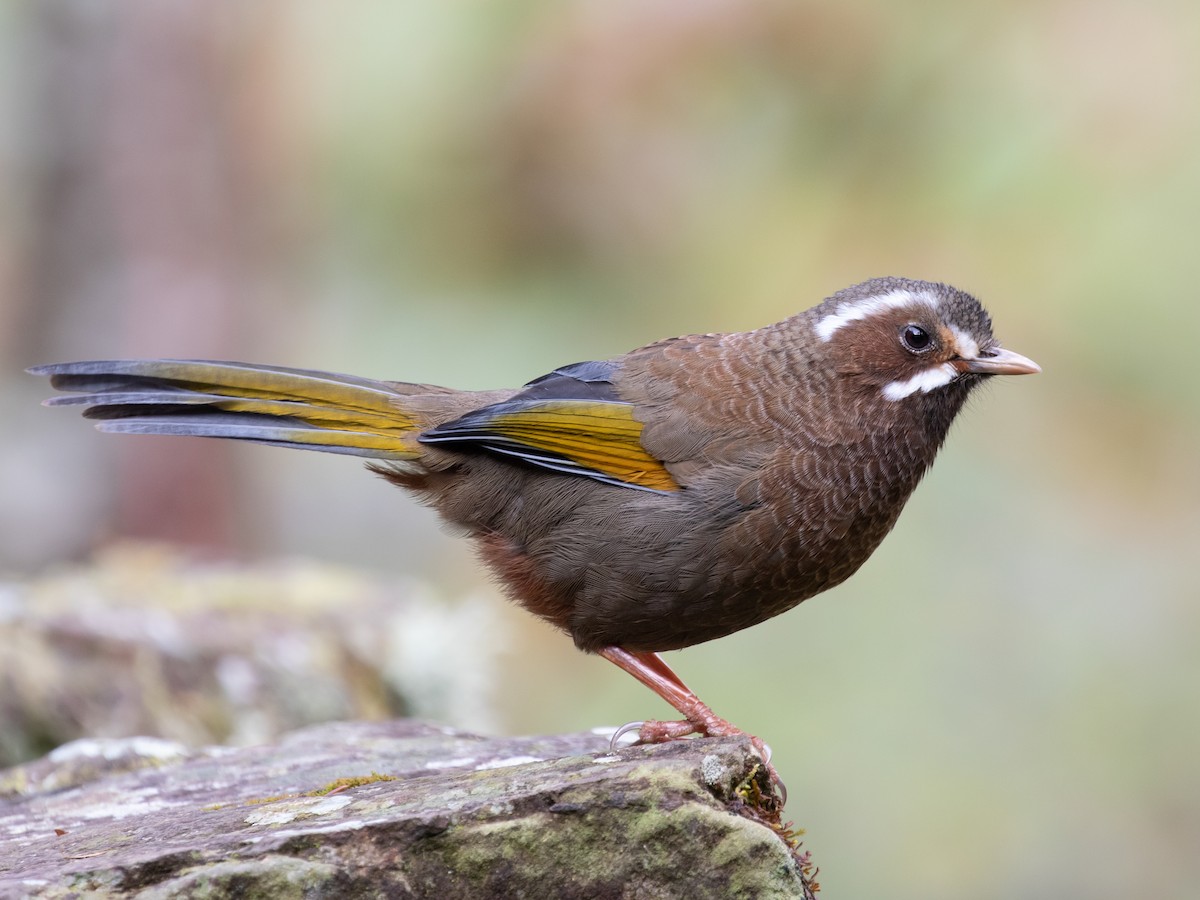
(29, 359, 436, 460)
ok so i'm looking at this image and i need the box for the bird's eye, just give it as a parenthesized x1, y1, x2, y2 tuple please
(901, 324, 933, 353)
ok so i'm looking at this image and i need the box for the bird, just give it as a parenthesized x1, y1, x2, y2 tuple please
(31, 277, 1038, 794)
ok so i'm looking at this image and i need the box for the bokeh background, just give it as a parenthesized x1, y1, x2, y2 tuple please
(2, 1, 1198, 896)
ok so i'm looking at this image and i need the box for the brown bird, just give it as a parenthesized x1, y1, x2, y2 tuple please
(31, 277, 1038, 791)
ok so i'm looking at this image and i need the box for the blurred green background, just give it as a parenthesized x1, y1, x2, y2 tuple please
(2, 1, 1198, 896)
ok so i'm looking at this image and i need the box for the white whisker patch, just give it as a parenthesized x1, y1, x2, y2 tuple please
(882, 363, 958, 401)
(815, 289, 939, 342)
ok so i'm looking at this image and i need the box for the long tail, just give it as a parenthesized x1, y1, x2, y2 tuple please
(29, 359, 430, 460)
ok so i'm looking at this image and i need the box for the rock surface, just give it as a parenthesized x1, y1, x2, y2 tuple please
(0, 720, 817, 899)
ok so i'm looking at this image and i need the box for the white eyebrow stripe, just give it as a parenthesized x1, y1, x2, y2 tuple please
(815, 289, 940, 342)
(882, 362, 958, 401)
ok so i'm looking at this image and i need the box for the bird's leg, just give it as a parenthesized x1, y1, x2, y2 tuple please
(598, 646, 784, 797)
(599, 646, 727, 738)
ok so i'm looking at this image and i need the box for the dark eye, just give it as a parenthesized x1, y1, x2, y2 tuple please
(901, 324, 933, 353)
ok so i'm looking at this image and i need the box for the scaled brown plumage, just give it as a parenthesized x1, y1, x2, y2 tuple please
(31, 277, 1039, 797)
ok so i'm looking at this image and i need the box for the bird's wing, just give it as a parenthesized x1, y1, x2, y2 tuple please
(419, 361, 681, 493)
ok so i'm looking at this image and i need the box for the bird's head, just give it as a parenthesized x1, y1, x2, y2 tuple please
(811, 277, 1039, 405)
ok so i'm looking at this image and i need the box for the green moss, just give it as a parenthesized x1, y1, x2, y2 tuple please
(390, 764, 807, 899)
(306, 772, 398, 796)
(138, 857, 339, 899)
(241, 770, 399, 808)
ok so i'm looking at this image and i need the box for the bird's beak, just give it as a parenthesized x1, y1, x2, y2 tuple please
(956, 347, 1041, 376)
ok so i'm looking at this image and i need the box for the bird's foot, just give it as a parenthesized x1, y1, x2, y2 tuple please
(610, 718, 696, 745)
(609, 716, 786, 805)
(596, 647, 786, 803)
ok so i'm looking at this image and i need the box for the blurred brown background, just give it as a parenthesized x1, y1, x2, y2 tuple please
(2, 1, 1198, 896)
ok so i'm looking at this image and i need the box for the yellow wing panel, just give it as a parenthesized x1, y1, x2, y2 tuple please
(423, 400, 680, 492)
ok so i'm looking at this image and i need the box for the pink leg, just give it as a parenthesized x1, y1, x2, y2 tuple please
(598, 646, 736, 738)
(598, 646, 784, 798)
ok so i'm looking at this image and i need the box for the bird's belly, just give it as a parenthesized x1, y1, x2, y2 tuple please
(562, 482, 908, 651)
(455, 459, 910, 653)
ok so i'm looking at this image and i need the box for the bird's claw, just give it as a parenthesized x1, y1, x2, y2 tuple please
(609, 720, 645, 751)
(608, 719, 787, 806)
(609, 718, 698, 750)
